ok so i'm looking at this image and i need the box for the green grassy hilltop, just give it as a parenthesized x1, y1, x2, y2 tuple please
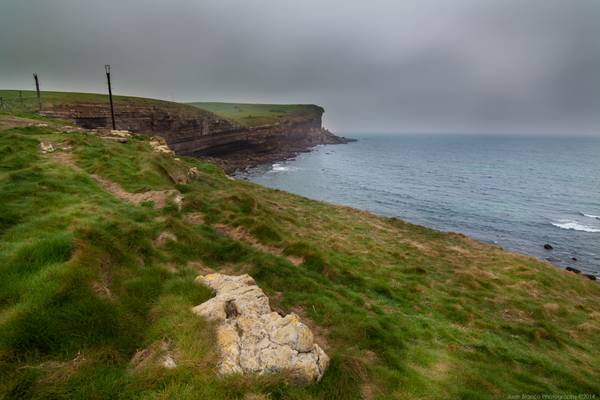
(189, 102, 324, 127)
(0, 108, 599, 399)
(0, 90, 207, 116)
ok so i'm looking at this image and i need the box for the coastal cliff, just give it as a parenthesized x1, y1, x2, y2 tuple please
(37, 94, 352, 172)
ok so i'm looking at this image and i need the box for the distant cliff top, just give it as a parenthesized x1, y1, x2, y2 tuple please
(189, 102, 324, 127)
(0, 90, 215, 119)
(0, 90, 324, 129)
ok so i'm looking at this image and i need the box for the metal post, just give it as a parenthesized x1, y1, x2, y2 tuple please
(33, 73, 41, 111)
(105, 65, 116, 130)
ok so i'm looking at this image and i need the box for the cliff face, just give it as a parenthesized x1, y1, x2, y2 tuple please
(41, 101, 351, 172)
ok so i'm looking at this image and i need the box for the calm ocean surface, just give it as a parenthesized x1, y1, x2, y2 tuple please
(238, 134, 600, 276)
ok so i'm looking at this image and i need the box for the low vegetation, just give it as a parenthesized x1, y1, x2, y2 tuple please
(0, 113, 599, 399)
(189, 102, 324, 127)
(0, 90, 214, 119)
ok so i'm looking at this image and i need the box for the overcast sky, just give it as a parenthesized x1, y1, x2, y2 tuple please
(1, 0, 599, 134)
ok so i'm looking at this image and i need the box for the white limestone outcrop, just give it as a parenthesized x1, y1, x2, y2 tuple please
(192, 273, 329, 383)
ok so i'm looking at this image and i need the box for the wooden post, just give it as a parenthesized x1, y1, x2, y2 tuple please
(105, 65, 116, 130)
(33, 73, 41, 111)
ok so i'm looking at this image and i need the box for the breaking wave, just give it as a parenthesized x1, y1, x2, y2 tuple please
(552, 220, 600, 233)
(270, 163, 299, 173)
(580, 212, 600, 220)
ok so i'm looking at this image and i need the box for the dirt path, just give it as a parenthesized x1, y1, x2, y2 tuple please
(213, 223, 304, 266)
(0, 115, 84, 133)
(49, 150, 181, 209)
(0, 115, 41, 131)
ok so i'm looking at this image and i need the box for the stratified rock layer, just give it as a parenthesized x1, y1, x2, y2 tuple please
(192, 273, 329, 383)
(40, 101, 352, 173)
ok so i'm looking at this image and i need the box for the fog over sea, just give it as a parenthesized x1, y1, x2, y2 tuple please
(238, 134, 600, 277)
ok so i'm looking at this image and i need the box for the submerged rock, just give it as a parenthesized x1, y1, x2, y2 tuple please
(192, 273, 329, 384)
(544, 244, 554, 250)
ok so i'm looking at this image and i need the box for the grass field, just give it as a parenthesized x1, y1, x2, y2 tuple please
(0, 91, 323, 129)
(0, 90, 214, 119)
(189, 102, 324, 127)
(0, 112, 599, 399)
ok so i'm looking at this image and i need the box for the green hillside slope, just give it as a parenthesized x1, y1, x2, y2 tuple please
(0, 113, 599, 399)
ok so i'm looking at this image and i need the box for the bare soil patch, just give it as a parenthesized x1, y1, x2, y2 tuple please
(183, 212, 205, 225)
(48, 150, 181, 209)
(0, 115, 40, 131)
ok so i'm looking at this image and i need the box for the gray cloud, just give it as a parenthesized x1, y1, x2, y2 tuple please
(1, 0, 599, 134)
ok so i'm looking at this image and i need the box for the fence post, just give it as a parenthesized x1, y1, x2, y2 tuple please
(33, 73, 41, 111)
(105, 65, 116, 130)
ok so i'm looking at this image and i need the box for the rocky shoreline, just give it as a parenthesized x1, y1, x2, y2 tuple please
(204, 129, 356, 174)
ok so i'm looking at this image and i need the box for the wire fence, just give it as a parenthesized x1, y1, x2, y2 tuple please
(0, 92, 42, 114)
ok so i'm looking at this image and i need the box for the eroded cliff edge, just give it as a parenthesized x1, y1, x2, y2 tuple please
(40, 98, 353, 173)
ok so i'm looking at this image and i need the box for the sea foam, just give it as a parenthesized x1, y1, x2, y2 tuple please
(271, 163, 289, 172)
(271, 163, 299, 172)
(552, 220, 600, 233)
(581, 212, 600, 220)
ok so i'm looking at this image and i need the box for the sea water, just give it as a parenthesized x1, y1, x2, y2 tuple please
(238, 134, 600, 277)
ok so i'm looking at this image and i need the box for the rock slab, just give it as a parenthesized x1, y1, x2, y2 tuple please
(192, 273, 329, 383)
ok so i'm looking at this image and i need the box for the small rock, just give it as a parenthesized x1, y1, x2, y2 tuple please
(130, 340, 177, 370)
(571, 257, 578, 261)
(566, 267, 581, 274)
(161, 353, 177, 369)
(188, 167, 201, 179)
(149, 136, 175, 155)
(39, 142, 55, 154)
(583, 274, 597, 281)
(155, 231, 177, 246)
(174, 193, 184, 210)
(543, 244, 553, 250)
(110, 130, 131, 138)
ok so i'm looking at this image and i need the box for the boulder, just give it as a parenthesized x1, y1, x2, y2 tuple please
(583, 274, 597, 281)
(544, 244, 553, 250)
(566, 267, 581, 274)
(192, 273, 329, 383)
